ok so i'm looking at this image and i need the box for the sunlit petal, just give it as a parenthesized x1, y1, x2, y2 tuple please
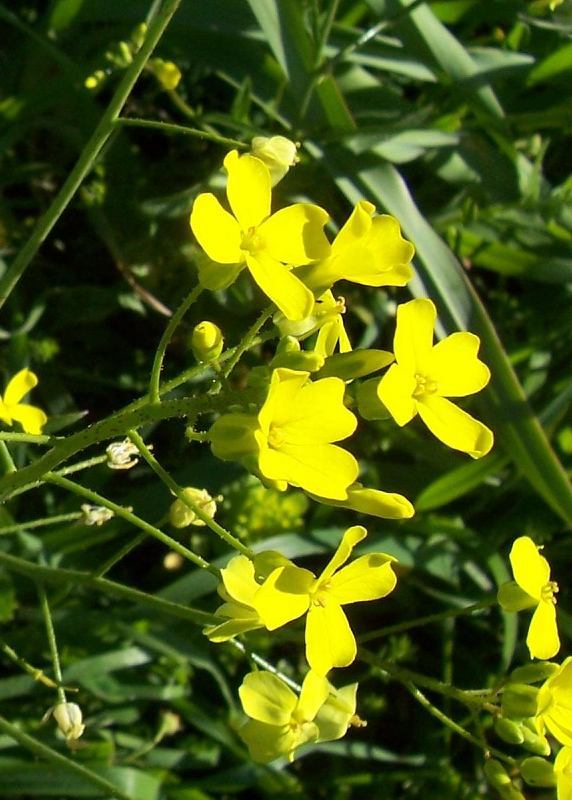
(527, 600, 560, 660)
(190, 193, 242, 263)
(259, 203, 330, 265)
(257, 368, 309, 437)
(239, 719, 296, 763)
(246, 252, 314, 321)
(283, 377, 357, 444)
(319, 526, 367, 583)
(239, 671, 296, 725)
(254, 565, 313, 630)
(297, 671, 330, 721)
(376, 363, 417, 426)
(258, 442, 358, 500)
(220, 555, 259, 606)
(306, 603, 356, 675)
(330, 554, 397, 605)
(10, 403, 47, 435)
(224, 150, 270, 230)
(417, 394, 493, 458)
(332, 200, 374, 252)
(394, 298, 435, 374)
(4, 369, 38, 406)
(509, 536, 550, 601)
(428, 332, 490, 397)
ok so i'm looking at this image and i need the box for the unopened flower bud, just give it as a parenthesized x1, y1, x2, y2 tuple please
(106, 439, 140, 470)
(191, 321, 223, 363)
(356, 378, 392, 421)
(169, 487, 217, 528)
(501, 683, 539, 720)
(520, 722, 551, 756)
(53, 703, 85, 741)
(520, 757, 556, 787)
(81, 504, 114, 526)
(84, 70, 106, 90)
(131, 22, 147, 51)
(494, 716, 525, 745)
(152, 58, 182, 91)
(510, 662, 560, 684)
(484, 759, 512, 789)
(251, 135, 299, 186)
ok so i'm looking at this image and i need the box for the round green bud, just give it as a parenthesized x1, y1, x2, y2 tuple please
(501, 683, 539, 720)
(520, 757, 556, 787)
(191, 321, 223, 363)
(484, 759, 512, 788)
(494, 717, 525, 745)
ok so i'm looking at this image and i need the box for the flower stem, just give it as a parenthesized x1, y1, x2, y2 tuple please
(0, 0, 183, 310)
(0, 512, 81, 536)
(0, 431, 53, 444)
(127, 428, 253, 558)
(0, 638, 60, 689)
(38, 585, 66, 704)
(0, 440, 16, 474)
(117, 116, 247, 149)
(222, 305, 275, 379)
(45, 471, 216, 573)
(149, 284, 203, 404)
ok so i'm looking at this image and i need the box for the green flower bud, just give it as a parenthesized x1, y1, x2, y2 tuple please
(251, 135, 299, 186)
(520, 757, 556, 787)
(355, 378, 391, 421)
(152, 58, 182, 91)
(53, 703, 85, 741)
(494, 716, 525, 745)
(509, 662, 560, 684)
(191, 321, 223, 363)
(169, 487, 217, 528)
(484, 759, 512, 788)
(131, 23, 148, 51)
(210, 413, 258, 461)
(497, 581, 537, 612)
(501, 684, 539, 720)
(318, 350, 394, 381)
(520, 723, 551, 756)
(271, 349, 325, 373)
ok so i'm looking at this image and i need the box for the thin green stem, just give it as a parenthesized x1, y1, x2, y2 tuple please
(0, 512, 81, 536)
(127, 429, 252, 558)
(222, 305, 275, 379)
(0, 431, 53, 444)
(0, 440, 17, 474)
(149, 284, 203, 404)
(0, 714, 136, 800)
(229, 639, 302, 693)
(0, 0, 182, 309)
(56, 454, 108, 477)
(38, 586, 66, 704)
(0, 639, 59, 688)
(0, 550, 218, 626)
(358, 597, 496, 644)
(45, 471, 216, 574)
(403, 682, 515, 766)
(118, 116, 246, 148)
(92, 532, 147, 578)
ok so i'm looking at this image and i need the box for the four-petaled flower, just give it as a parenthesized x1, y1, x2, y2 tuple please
(499, 536, 560, 661)
(239, 670, 329, 762)
(254, 368, 358, 501)
(0, 369, 47, 435)
(253, 525, 397, 675)
(535, 657, 572, 746)
(190, 150, 330, 320)
(377, 298, 493, 458)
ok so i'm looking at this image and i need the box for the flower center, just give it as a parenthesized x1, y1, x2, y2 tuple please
(289, 708, 311, 732)
(240, 226, 263, 254)
(413, 373, 438, 399)
(541, 580, 559, 604)
(267, 424, 285, 450)
(310, 579, 331, 608)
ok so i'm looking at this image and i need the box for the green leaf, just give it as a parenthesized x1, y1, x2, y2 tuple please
(527, 41, 572, 85)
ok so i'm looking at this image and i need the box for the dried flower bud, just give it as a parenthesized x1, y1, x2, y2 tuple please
(191, 321, 223, 363)
(81, 504, 114, 526)
(53, 703, 85, 741)
(169, 487, 217, 528)
(106, 439, 140, 470)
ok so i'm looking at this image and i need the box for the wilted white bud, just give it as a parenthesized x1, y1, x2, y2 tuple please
(81, 504, 114, 527)
(169, 487, 217, 528)
(251, 135, 299, 186)
(106, 439, 140, 470)
(53, 703, 85, 741)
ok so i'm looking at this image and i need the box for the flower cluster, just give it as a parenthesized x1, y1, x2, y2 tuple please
(188, 141, 497, 763)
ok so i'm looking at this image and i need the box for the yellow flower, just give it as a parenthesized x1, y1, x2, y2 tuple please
(275, 291, 350, 356)
(377, 298, 493, 458)
(204, 554, 264, 642)
(0, 369, 47, 434)
(535, 657, 572, 746)
(502, 536, 560, 660)
(254, 368, 358, 500)
(297, 200, 414, 295)
(239, 670, 329, 762)
(190, 150, 330, 320)
(555, 746, 572, 800)
(253, 526, 397, 675)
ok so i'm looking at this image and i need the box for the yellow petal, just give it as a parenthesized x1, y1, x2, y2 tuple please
(366, 214, 415, 273)
(509, 536, 550, 601)
(284, 376, 357, 444)
(0, 400, 13, 426)
(190, 193, 242, 263)
(220, 555, 259, 606)
(10, 403, 47, 435)
(224, 150, 270, 230)
(259, 203, 330, 265)
(343, 485, 414, 520)
(319, 526, 367, 583)
(376, 363, 417, 426)
(417, 394, 494, 458)
(329, 554, 397, 605)
(332, 201, 375, 252)
(335, 214, 414, 287)
(428, 332, 490, 397)
(527, 600, 560, 660)
(555, 747, 572, 800)
(239, 719, 308, 763)
(257, 368, 309, 438)
(254, 565, 313, 630)
(394, 298, 435, 374)
(246, 252, 314, 321)
(315, 683, 358, 742)
(306, 602, 356, 675)
(239, 671, 296, 724)
(297, 671, 330, 721)
(257, 441, 358, 500)
(4, 369, 38, 406)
